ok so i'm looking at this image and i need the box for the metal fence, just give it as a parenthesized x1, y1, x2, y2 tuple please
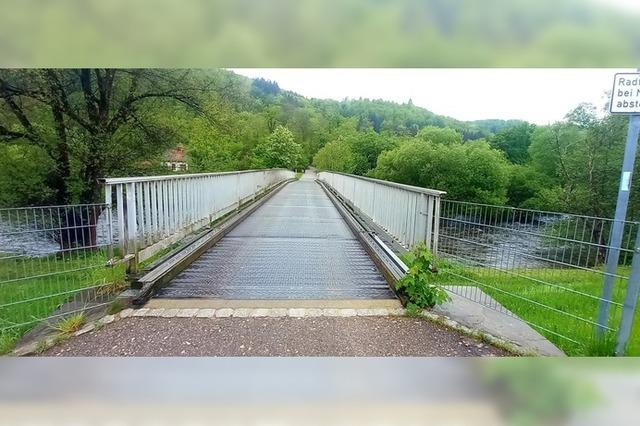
(318, 171, 446, 251)
(436, 200, 640, 355)
(103, 169, 294, 264)
(0, 204, 119, 341)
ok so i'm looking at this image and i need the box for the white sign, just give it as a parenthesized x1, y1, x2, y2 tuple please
(610, 73, 640, 114)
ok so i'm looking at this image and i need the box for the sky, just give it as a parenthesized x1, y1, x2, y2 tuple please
(230, 68, 637, 125)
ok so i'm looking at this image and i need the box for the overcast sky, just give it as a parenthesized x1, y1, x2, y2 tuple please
(230, 68, 637, 125)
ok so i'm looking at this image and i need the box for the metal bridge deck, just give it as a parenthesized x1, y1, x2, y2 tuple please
(155, 174, 394, 299)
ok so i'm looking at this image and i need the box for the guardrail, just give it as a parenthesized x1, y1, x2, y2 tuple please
(103, 169, 294, 264)
(317, 171, 445, 252)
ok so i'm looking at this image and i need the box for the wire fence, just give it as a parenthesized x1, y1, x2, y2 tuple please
(0, 204, 122, 343)
(436, 200, 640, 355)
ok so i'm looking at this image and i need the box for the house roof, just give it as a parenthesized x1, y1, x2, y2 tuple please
(165, 145, 186, 162)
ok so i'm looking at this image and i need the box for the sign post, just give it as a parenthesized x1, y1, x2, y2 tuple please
(597, 71, 640, 354)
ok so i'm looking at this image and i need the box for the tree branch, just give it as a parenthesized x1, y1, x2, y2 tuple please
(42, 70, 94, 133)
(0, 124, 28, 141)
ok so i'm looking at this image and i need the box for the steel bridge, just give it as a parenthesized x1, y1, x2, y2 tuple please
(103, 169, 444, 304)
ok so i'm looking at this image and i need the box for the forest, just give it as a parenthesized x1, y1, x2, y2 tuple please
(1, 68, 638, 221)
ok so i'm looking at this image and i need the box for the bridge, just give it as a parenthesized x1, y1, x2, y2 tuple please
(95, 167, 566, 357)
(4, 166, 639, 356)
(103, 169, 442, 304)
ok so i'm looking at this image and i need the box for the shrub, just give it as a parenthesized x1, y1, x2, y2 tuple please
(397, 242, 450, 308)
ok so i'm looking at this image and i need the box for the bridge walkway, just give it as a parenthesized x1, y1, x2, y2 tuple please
(155, 172, 394, 299)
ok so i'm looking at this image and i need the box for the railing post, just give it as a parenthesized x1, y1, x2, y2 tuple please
(415, 193, 428, 249)
(115, 184, 126, 256)
(125, 182, 138, 273)
(104, 184, 114, 260)
(616, 223, 640, 355)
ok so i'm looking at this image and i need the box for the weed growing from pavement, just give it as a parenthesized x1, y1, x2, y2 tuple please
(54, 313, 85, 334)
(398, 242, 450, 308)
(404, 303, 423, 317)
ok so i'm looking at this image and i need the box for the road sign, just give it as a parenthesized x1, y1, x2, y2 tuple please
(610, 72, 640, 114)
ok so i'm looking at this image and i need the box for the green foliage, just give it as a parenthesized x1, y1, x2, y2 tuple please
(404, 302, 423, 317)
(374, 138, 511, 204)
(251, 125, 304, 169)
(507, 164, 549, 208)
(0, 331, 17, 355)
(417, 126, 463, 145)
(583, 332, 617, 357)
(312, 139, 355, 173)
(0, 144, 56, 207)
(489, 122, 535, 164)
(527, 110, 633, 217)
(397, 242, 450, 309)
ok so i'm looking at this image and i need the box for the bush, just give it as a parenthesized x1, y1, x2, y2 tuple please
(397, 242, 450, 308)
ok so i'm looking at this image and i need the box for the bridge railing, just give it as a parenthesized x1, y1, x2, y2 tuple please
(103, 169, 294, 263)
(317, 171, 446, 251)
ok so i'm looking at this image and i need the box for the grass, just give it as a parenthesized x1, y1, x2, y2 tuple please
(0, 248, 126, 355)
(53, 312, 85, 334)
(432, 258, 639, 356)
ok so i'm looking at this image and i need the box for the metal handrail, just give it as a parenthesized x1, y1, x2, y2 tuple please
(101, 168, 292, 184)
(318, 170, 447, 197)
(318, 171, 444, 252)
(103, 168, 295, 264)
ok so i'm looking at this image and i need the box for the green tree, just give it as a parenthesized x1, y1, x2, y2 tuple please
(417, 126, 463, 145)
(251, 125, 304, 169)
(313, 139, 355, 173)
(0, 69, 204, 204)
(0, 145, 55, 206)
(374, 137, 510, 204)
(489, 122, 535, 164)
(527, 109, 632, 217)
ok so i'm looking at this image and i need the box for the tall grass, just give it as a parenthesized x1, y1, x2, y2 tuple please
(434, 258, 638, 356)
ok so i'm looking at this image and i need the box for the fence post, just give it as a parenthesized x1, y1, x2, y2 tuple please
(598, 114, 640, 335)
(616, 223, 640, 355)
(432, 195, 441, 256)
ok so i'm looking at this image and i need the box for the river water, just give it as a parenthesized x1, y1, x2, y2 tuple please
(0, 209, 115, 257)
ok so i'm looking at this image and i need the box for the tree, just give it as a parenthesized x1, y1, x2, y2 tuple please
(251, 125, 304, 169)
(313, 139, 355, 173)
(527, 111, 632, 217)
(417, 126, 463, 145)
(0, 144, 55, 206)
(489, 122, 535, 164)
(0, 69, 207, 204)
(374, 137, 511, 205)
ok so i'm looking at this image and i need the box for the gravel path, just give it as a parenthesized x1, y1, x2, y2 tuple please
(41, 316, 508, 356)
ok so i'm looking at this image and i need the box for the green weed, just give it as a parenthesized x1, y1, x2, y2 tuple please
(397, 242, 450, 308)
(53, 313, 85, 334)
